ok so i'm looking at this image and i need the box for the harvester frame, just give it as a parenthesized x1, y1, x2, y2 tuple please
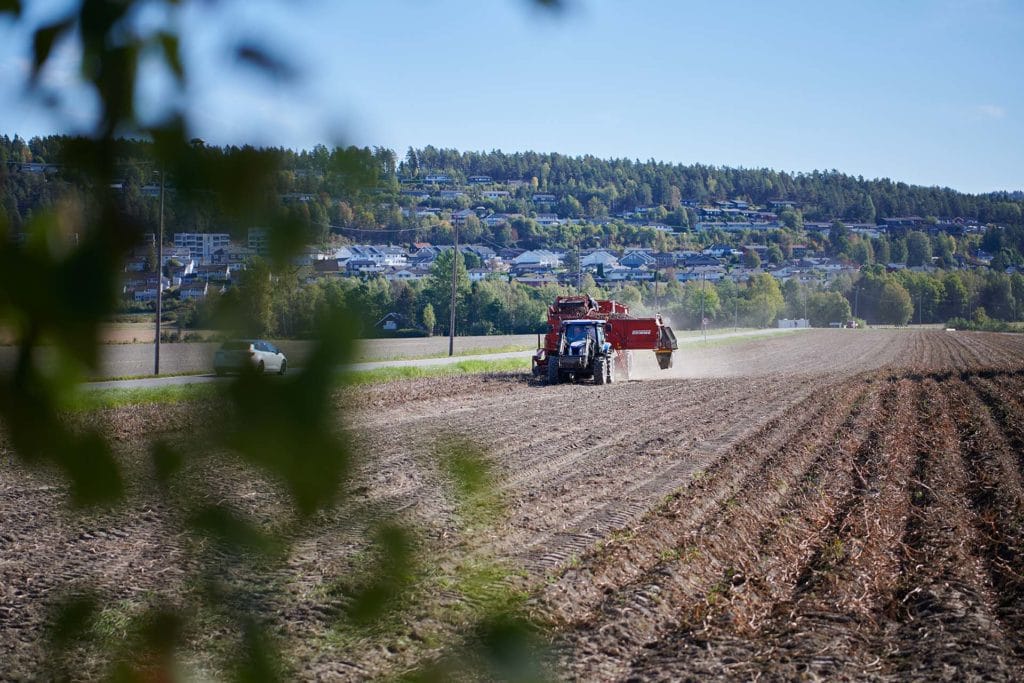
(533, 294, 678, 384)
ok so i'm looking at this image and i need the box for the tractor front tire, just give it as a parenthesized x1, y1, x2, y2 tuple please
(594, 356, 608, 385)
(547, 358, 560, 385)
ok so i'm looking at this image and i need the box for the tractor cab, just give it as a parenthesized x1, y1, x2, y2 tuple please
(561, 320, 606, 357)
(550, 320, 614, 384)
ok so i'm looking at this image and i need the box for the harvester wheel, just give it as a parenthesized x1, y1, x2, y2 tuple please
(547, 358, 560, 384)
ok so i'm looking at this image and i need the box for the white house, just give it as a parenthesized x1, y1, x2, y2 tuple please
(179, 281, 209, 301)
(581, 250, 620, 270)
(513, 249, 562, 268)
(384, 268, 423, 282)
(534, 213, 563, 227)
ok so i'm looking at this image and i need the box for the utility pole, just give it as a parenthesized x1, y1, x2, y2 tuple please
(448, 223, 458, 357)
(154, 168, 164, 375)
(734, 294, 738, 331)
(576, 241, 581, 292)
(854, 286, 860, 320)
(700, 273, 707, 341)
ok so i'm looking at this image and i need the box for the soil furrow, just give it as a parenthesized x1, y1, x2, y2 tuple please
(546, 375, 878, 680)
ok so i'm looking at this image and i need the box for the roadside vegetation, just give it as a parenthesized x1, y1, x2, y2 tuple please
(341, 358, 530, 385)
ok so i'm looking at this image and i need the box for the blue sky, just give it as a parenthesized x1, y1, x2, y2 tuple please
(1, 0, 1022, 194)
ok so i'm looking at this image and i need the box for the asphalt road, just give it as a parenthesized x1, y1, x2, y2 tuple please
(82, 328, 802, 390)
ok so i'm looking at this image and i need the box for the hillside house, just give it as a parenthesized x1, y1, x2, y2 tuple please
(193, 264, 231, 282)
(514, 273, 560, 287)
(513, 249, 562, 270)
(451, 208, 476, 226)
(581, 250, 619, 270)
(620, 250, 657, 269)
(483, 213, 522, 227)
(384, 267, 426, 282)
(603, 267, 655, 282)
(376, 312, 409, 331)
(179, 281, 210, 301)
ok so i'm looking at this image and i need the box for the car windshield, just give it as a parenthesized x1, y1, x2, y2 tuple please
(222, 341, 252, 351)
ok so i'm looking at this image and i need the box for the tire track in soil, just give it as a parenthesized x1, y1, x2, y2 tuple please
(542, 374, 880, 681)
(0, 471, 194, 679)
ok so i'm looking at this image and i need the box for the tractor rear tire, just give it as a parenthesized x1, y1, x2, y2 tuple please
(594, 356, 608, 385)
(547, 358, 560, 384)
(607, 356, 615, 383)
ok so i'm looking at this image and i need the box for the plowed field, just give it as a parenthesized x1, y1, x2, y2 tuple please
(2, 329, 1024, 680)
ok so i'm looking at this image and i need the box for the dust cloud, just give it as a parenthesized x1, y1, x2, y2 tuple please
(619, 347, 745, 382)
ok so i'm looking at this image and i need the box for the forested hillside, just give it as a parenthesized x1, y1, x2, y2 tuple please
(4, 135, 1023, 243)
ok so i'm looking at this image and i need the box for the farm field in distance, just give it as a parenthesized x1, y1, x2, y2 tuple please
(2, 329, 1023, 679)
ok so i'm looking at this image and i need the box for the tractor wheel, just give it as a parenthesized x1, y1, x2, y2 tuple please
(594, 356, 608, 385)
(607, 355, 615, 383)
(547, 358, 560, 384)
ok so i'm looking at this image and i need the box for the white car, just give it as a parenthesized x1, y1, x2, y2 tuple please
(214, 339, 287, 375)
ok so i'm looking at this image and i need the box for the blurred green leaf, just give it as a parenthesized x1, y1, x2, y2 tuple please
(92, 44, 140, 137)
(345, 524, 417, 625)
(475, 612, 548, 683)
(156, 31, 184, 84)
(235, 43, 295, 81)
(224, 308, 354, 516)
(151, 440, 183, 485)
(49, 593, 99, 648)
(30, 16, 75, 83)
(440, 439, 492, 500)
(266, 215, 309, 271)
(189, 504, 281, 556)
(62, 431, 124, 506)
(438, 437, 502, 527)
(137, 607, 183, 656)
(232, 618, 283, 683)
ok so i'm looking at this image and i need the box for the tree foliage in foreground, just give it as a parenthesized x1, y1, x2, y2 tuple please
(0, 1, 552, 679)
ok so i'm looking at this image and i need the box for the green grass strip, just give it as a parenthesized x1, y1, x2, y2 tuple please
(352, 343, 536, 363)
(342, 358, 531, 385)
(67, 383, 220, 410)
